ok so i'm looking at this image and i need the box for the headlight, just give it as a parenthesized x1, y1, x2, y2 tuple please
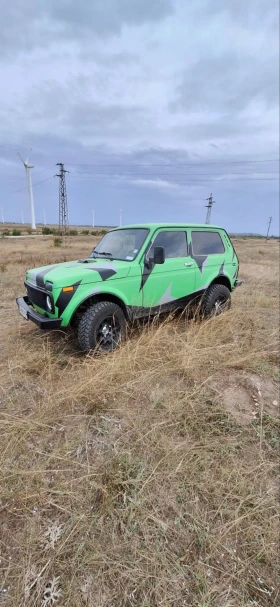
(46, 295, 53, 312)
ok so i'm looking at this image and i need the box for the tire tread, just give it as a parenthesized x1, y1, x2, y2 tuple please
(78, 301, 126, 352)
(201, 283, 231, 317)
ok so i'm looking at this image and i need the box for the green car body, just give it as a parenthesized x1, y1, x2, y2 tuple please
(16, 223, 241, 350)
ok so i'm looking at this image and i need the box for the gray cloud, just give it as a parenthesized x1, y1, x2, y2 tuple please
(171, 52, 278, 114)
(0, 0, 174, 56)
(204, 0, 279, 26)
(50, 0, 174, 35)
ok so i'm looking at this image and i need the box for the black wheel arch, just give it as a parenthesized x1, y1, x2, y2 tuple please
(70, 292, 129, 326)
(209, 275, 232, 292)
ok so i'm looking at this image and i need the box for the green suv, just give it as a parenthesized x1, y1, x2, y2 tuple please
(16, 223, 242, 352)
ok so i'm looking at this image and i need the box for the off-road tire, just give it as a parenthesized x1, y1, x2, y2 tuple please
(78, 301, 127, 352)
(201, 284, 231, 317)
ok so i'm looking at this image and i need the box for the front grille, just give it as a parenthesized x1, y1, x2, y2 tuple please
(25, 282, 48, 311)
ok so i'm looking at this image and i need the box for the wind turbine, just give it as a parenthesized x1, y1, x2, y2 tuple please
(19, 149, 36, 230)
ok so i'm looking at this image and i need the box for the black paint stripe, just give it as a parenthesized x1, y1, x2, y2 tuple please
(139, 239, 154, 291)
(56, 281, 82, 316)
(36, 265, 59, 288)
(87, 268, 117, 281)
(189, 242, 208, 272)
(139, 265, 155, 291)
(128, 289, 206, 319)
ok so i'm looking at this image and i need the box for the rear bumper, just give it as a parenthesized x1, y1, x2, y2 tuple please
(234, 279, 243, 288)
(16, 296, 62, 330)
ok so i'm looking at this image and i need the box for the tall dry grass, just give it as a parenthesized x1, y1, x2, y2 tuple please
(0, 236, 279, 606)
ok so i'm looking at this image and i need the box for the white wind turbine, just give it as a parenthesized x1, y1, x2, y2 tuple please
(19, 149, 36, 230)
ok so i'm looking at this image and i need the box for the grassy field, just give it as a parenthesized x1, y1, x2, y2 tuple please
(0, 235, 279, 607)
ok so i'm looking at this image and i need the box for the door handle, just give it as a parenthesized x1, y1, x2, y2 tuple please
(185, 262, 194, 267)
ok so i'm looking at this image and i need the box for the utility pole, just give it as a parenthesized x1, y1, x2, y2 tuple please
(205, 193, 215, 224)
(43, 208, 46, 226)
(56, 163, 69, 238)
(265, 216, 272, 242)
(119, 208, 122, 227)
(21, 209, 24, 224)
(0, 208, 4, 223)
(92, 209, 95, 228)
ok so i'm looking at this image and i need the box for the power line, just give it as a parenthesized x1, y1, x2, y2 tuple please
(1, 165, 56, 188)
(1, 159, 278, 189)
(67, 158, 279, 168)
(69, 174, 278, 182)
(10, 173, 280, 194)
(75, 170, 279, 176)
(13, 176, 54, 194)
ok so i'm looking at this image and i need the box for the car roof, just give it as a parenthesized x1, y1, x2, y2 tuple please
(112, 223, 223, 230)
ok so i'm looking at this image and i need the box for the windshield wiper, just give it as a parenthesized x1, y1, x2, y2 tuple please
(91, 250, 112, 258)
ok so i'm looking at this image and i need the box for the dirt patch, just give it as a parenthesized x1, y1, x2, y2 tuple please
(222, 384, 256, 425)
(209, 370, 279, 426)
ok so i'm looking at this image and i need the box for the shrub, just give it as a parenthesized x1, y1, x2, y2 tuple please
(42, 227, 52, 235)
(26, 226, 33, 235)
(2, 229, 10, 236)
(69, 229, 78, 236)
(82, 229, 90, 235)
(53, 237, 62, 247)
(91, 229, 107, 236)
(12, 229, 21, 236)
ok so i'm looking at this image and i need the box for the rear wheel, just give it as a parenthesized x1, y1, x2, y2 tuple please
(201, 284, 231, 317)
(78, 301, 127, 352)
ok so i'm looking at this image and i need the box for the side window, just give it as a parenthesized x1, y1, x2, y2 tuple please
(191, 231, 225, 255)
(149, 230, 188, 259)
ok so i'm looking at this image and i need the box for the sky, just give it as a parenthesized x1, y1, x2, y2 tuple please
(0, 0, 279, 234)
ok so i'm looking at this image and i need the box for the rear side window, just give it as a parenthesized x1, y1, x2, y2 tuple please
(191, 231, 225, 255)
(149, 230, 188, 259)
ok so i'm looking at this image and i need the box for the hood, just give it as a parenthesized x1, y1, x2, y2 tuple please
(26, 258, 131, 289)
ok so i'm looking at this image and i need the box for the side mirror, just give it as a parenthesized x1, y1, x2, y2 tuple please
(153, 246, 165, 265)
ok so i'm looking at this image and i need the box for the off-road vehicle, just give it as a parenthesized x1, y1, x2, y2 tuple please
(16, 223, 242, 352)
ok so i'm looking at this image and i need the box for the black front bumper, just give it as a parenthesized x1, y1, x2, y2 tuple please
(16, 296, 62, 330)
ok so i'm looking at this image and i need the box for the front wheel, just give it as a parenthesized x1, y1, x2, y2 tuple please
(78, 302, 127, 353)
(201, 284, 231, 317)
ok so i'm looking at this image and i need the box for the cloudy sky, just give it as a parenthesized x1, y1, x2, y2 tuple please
(0, 0, 279, 234)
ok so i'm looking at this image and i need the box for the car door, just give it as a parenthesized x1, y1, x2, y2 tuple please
(188, 229, 227, 292)
(141, 229, 196, 310)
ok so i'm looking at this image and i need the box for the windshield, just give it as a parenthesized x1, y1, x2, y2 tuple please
(89, 228, 149, 261)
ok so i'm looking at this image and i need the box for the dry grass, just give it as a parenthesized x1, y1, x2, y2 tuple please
(0, 236, 279, 607)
